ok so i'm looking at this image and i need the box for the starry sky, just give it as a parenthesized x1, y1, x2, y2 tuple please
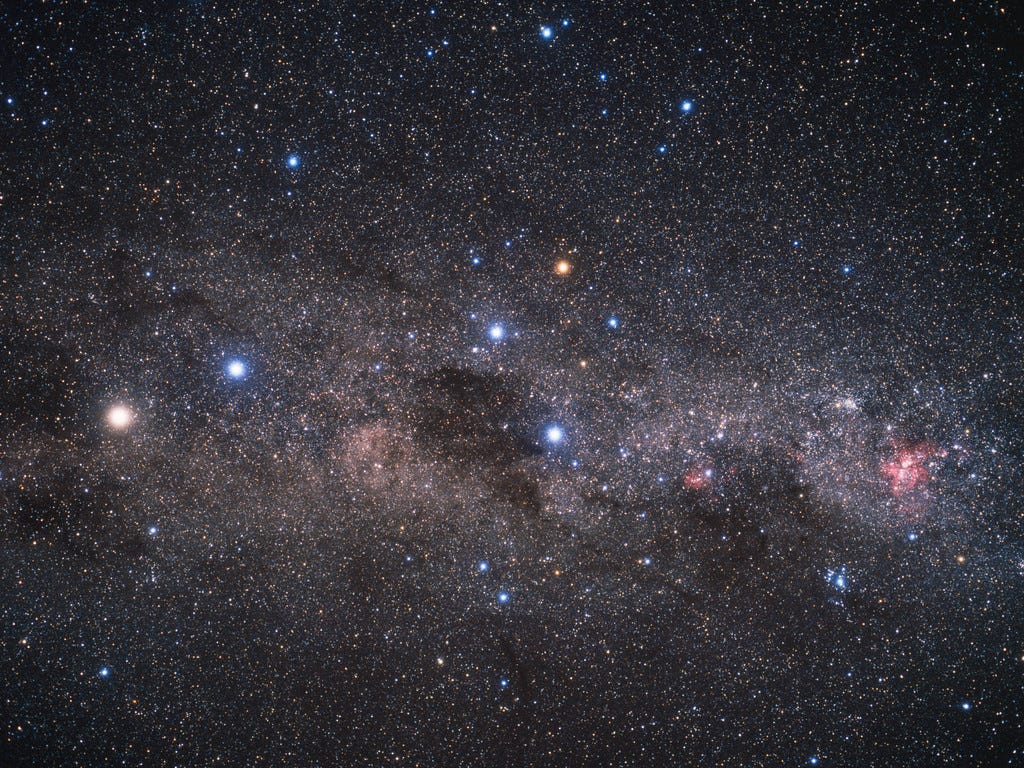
(1, 2, 1022, 766)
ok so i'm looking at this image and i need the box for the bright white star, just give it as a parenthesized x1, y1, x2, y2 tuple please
(226, 359, 248, 379)
(106, 405, 134, 430)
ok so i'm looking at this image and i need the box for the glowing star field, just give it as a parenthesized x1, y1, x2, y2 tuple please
(1, 3, 1021, 767)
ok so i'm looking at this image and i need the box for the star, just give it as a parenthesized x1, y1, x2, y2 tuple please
(826, 567, 849, 591)
(225, 358, 248, 379)
(539, 25, 553, 40)
(286, 153, 301, 169)
(488, 324, 505, 341)
(477, 560, 490, 573)
(98, 667, 110, 678)
(106, 404, 134, 430)
(680, 99, 694, 113)
(606, 316, 620, 329)
(496, 591, 511, 604)
(545, 425, 565, 444)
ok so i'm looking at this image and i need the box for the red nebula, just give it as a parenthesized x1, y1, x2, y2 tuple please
(683, 464, 715, 491)
(881, 441, 945, 496)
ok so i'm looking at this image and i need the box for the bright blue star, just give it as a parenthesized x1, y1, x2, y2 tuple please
(562, 19, 570, 27)
(599, 72, 608, 82)
(488, 324, 505, 341)
(961, 701, 972, 711)
(606, 316, 620, 329)
(842, 264, 852, 274)
(497, 591, 511, 604)
(545, 425, 565, 445)
(907, 531, 919, 541)
(98, 667, 110, 678)
(477, 560, 490, 573)
(809, 758, 819, 767)
(540, 25, 553, 40)
(680, 99, 694, 113)
(147, 525, 158, 536)
(225, 359, 248, 379)
(499, 677, 509, 688)
(826, 567, 849, 591)
(286, 154, 301, 169)
(657, 144, 668, 154)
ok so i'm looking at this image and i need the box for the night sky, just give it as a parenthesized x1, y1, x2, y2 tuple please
(2, 2, 1023, 766)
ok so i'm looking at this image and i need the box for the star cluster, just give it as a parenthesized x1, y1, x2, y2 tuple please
(1, 2, 1022, 766)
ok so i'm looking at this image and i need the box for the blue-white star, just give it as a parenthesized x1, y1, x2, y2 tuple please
(825, 567, 849, 591)
(477, 560, 490, 573)
(680, 99, 694, 113)
(225, 358, 248, 379)
(98, 666, 110, 678)
(539, 25, 553, 40)
(488, 324, 505, 341)
(286, 154, 301, 169)
(606, 316, 620, 329)
(497, 591, 511, 604)
(545, 425, 565, 445)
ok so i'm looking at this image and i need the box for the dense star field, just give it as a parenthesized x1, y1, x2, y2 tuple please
(2, 1, 1022, 765)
